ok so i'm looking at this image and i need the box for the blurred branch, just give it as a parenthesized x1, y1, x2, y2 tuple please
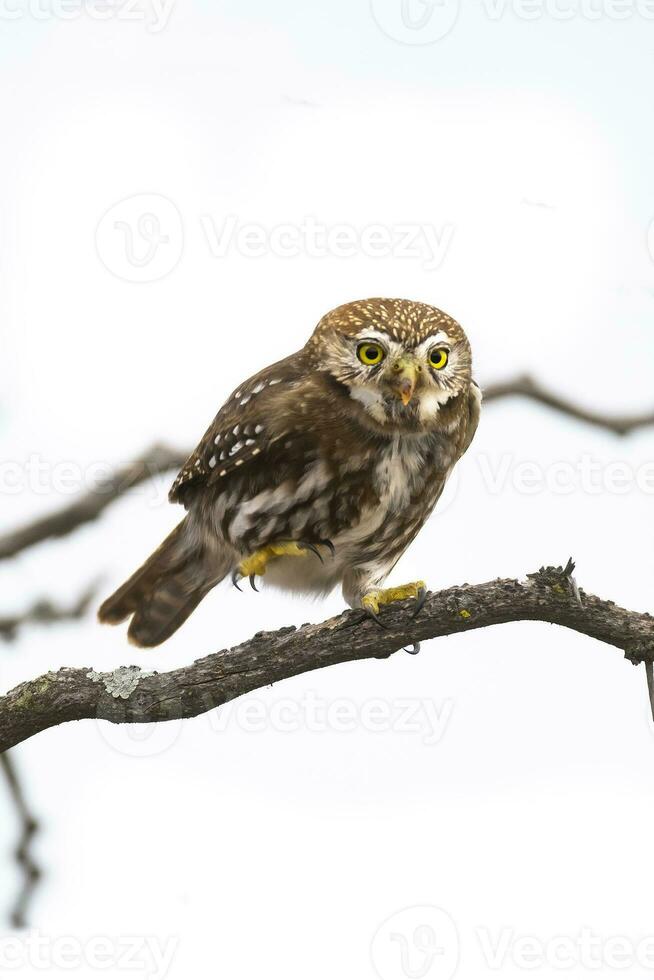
(0, 752, 41, 927)
(0, 377, 652, 566)
(0, 589, 95, 921)
(0, 587, 97, 642)
(1, 562, 653, 753)
(484, 375, 654, 436)
(0, 444, 185, 562)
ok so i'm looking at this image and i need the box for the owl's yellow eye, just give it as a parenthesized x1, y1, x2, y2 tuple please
(429, 348, 449, 370)
(357, 342, 385, 366)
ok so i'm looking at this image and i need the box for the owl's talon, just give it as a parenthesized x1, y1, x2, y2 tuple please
(235, 540, 328, 587)
(403, 642, 421, 655)
(364, 607, 388, 630)
(300, 542, 324, 565)
(362, 581, 426, 620)
(318, 538, 336, 558)
(411, 587, 428, 619)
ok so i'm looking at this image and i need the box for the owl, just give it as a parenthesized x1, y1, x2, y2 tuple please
(99, 298, 481, 647)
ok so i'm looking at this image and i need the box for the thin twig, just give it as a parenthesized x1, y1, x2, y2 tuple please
(484, 375, 654, 436)
(0, 587, 97, 642)
(0, 752, 41, 927)
(0, 444, 185, 562)
(1, 563, 653, 753)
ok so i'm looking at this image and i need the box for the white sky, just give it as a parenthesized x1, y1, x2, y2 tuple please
(2, 1, 654, 978)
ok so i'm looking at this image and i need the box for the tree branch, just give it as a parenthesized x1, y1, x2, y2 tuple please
(0, 444, 185, 562)
(484, 375, 654, 436)
(0, 376, 652, 565)
(0, 587, 96, 642)
(1, 564, 652, 753)
(0, 752, 41, 927)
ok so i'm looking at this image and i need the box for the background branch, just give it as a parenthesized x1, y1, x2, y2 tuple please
(1, 563, 653, 754)
(0, 753, 41, 928)
(0, 587, 95, 925)
(484, 375, 654, 436)
(1, 376, 652, 566)
(0, 587, 97, 642)
(0, 444, 184, 562)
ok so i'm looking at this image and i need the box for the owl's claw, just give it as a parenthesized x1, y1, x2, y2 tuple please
(363, 607, 388, 630)
(298, 540, 336, 563)
(231, 570, 259, 592)
(234, 540, 333, 592)
(411, 587, 428, 619)
(299, 542, 324, 565)
(403, 642, 421, 655)
(362, 581, 427, 623)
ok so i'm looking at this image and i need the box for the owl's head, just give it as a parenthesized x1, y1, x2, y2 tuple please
(307, 298, 473, 433)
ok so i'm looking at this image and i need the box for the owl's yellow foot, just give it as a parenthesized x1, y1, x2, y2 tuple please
(232, 540, 334, 591)
(362, 581, 427, 629)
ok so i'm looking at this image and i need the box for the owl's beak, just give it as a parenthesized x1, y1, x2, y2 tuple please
(392, 359, 419, 406)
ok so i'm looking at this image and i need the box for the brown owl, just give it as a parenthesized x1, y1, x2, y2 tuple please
(99, 298, 481, 647)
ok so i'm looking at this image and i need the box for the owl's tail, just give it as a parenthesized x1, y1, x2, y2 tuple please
(98, 518, 229, 648)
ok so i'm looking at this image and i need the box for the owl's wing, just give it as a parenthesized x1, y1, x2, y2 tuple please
(459, 380, 482, 457)
(169, 351, 311, 506)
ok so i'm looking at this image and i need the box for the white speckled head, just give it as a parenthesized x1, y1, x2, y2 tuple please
(307, 297, 473, 430)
